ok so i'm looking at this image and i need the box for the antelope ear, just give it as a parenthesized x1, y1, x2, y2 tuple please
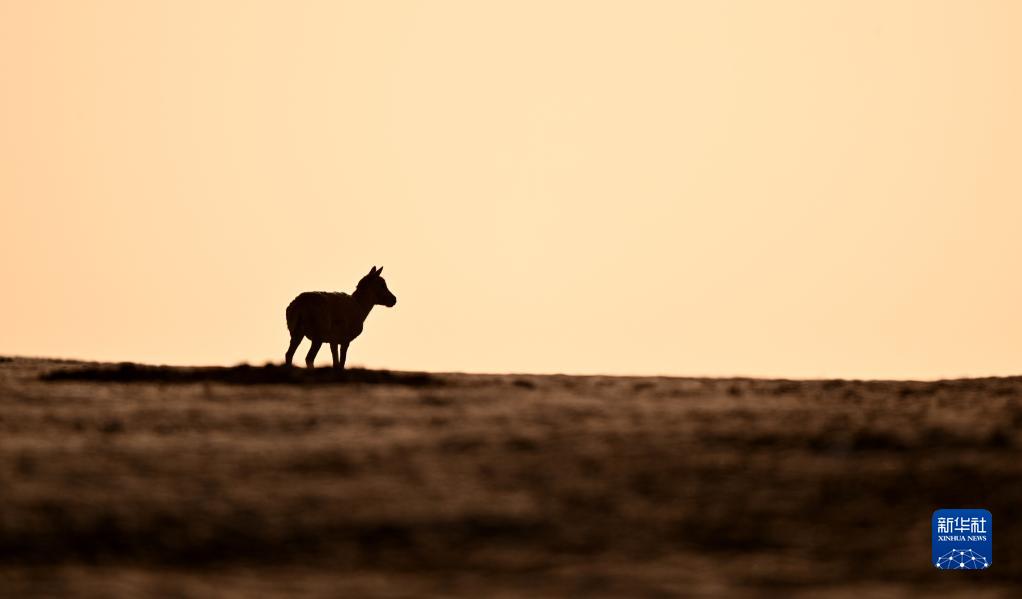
(376, 266, 383, 275)
(367, 266, 377, 277)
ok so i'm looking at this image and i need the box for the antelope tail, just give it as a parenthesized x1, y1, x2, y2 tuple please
(286, 299, 302, 333)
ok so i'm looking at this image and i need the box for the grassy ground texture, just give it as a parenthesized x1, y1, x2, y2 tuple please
(0, 357, 1018, 597)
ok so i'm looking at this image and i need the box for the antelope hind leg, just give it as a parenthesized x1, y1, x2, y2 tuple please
(306, 340, 322, 369)
(285, 333, 303, 367)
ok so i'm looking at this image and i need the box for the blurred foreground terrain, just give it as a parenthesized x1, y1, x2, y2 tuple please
(1, 357, 1019, 597)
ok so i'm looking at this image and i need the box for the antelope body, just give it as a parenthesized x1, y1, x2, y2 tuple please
(285, 266, 397, 369)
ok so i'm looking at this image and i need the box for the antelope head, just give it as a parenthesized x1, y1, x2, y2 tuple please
(356, 266, 397, 307)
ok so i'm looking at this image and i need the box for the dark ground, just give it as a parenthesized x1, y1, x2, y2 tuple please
(0, 357, 1019, 597)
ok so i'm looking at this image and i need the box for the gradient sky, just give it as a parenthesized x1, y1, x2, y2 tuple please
(2, 1, 1021, 378)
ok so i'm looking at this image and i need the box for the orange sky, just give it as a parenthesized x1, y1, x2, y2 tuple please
(2, 1, 1021, 378)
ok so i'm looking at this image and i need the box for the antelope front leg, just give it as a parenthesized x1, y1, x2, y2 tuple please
(330, 343, 339, 369)
(339, 343, 349, 371)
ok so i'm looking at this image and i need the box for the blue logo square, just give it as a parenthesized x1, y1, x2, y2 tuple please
(932, 508, 991, 570)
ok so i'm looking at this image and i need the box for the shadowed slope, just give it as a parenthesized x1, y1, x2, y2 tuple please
(41, 362, 439, 386)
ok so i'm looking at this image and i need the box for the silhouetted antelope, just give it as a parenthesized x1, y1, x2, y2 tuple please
(284, 266, 397, 369)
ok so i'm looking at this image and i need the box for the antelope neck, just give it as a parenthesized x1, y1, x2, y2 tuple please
(352, 288, 376, 318)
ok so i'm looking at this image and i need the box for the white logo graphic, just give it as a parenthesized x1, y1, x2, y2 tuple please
(935, 548, 989, 569)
